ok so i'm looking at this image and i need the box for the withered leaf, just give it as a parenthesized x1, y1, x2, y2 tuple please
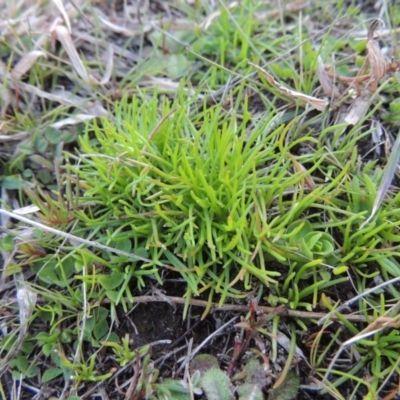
(249, 62, 329, 111)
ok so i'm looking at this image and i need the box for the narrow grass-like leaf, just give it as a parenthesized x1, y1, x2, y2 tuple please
(361, 128, 400, 228)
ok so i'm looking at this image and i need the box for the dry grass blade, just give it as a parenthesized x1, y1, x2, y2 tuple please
(275, 330, 306, 360)
(50, 113, 104, 129)
(0, 1, 44, 35)
(200, 1, 239, 30)
(13, 205, 41, 215)
(0, 89, 14, 117)
(142, 76, 199, 96)
(343, 95, 371, 125)
(287, 153, 316, 190)
(17, 286, 38, 326)
(0, 286, 37, 375)
(100, 44, 114, 85)
(98, 14, 151, 36)
(51, 0, 72, 32)
(50, 90, 108, 114)
(52, 23, 99, 84)
(249, 62, 329, 111)
(10, 50, 47, 80)
(366, 19, 386, 92)
(0, 70, 87, 107)
(317, 57, 340, 99)
(0, 131, 30, 141)
(253, 0, 308, 19)
(74, 30, 140, 62)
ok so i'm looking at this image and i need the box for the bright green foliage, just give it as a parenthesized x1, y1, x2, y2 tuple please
(383, 98, 400, 124)
(69, 88, 400, 314)
(102, 336, 150, 367)
(74, 93, 300, 299)
(73, 92, 331, 304)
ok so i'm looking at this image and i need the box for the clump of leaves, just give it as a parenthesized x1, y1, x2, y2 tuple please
(70, 87, 353, 311)
(382, 98, 400, 124)
(65, 77, 400, 315)
(285, 220, 336, 265)
(102, 335, 150, 367)
(71, 92, 293, 301)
